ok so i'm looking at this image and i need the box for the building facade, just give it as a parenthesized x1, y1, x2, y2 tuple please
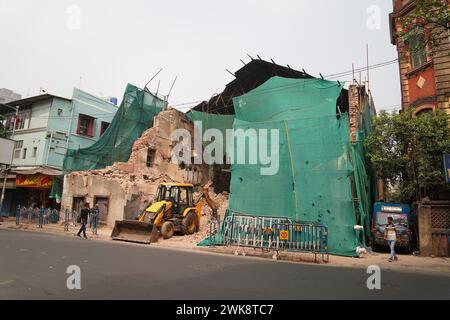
(389, 0, 450, 115)
(1, 88, 119, 215)
(0, 88, 21, 104)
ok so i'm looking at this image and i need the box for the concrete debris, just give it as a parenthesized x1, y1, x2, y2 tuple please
(163, 186, 229, 248)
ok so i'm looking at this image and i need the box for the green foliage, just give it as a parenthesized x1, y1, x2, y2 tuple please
(397, 0, 450, 51)
(365, 109, 450, 203)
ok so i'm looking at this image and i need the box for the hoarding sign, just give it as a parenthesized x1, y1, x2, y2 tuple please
(16, 175, 53, 188)
(445, 155, 450, 183)
(0, 137, 15, 165)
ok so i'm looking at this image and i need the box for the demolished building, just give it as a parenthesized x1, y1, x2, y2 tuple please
(189, 59, 376, 257)
(61, 59, 376, 257)
(62, 107, 213, 226)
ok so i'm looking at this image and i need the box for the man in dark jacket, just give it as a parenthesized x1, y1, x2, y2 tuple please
(77, 203, 91, 239)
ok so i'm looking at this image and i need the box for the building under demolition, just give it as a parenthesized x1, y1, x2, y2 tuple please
(62, 59, 376, 257)
(62, 85, 211, 227)
(189, 60, 376, 257)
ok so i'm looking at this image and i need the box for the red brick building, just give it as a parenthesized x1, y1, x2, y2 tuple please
(389, 0, 450, 115)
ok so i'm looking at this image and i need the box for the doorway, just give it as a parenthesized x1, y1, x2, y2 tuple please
(72, 197, 85, 215)
(94, 197, 109, 223)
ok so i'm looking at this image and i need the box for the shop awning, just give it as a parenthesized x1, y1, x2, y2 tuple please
(11, 166, 62, 176)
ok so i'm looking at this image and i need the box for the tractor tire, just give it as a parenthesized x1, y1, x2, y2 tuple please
(161, 221, 175, 239)
(182, 212, 197, 235)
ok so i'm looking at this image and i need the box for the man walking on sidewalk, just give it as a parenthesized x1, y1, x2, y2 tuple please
(384, 216, 398, 262)
(77, 203, 90, 239)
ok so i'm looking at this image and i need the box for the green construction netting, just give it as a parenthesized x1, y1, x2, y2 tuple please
(195, 77, 374, 256)
(186, 110, 235, 149)
(63, 84, 166, 173)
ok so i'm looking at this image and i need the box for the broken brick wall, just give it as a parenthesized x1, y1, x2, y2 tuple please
(62, 108, 213, 226)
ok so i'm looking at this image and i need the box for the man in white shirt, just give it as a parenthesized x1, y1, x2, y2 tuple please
(384, 216, 398, 262)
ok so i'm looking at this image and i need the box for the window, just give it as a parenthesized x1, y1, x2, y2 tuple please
(146, 148, 156, 167)
(22, 148, 27, 159)
(179, 188, 189, 206)
(5, 110, 30, 131)
(405, 27, 427, 69)
(32, 147, 37, 158)
(13, 140, 23, 159)
(100, 121, 110, 136)
(77, 114, 95, 137)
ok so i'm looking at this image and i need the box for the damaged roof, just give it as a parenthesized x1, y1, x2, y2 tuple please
(193, 59, 314, 115)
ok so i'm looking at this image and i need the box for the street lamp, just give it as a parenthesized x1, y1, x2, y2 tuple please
(0, 104, 20, 215)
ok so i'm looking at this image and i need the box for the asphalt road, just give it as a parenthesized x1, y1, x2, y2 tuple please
(0, 229, 449, 300)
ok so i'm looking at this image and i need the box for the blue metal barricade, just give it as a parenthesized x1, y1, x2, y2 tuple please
(64, 209, 70, 231)
(215, 212, 328, 263)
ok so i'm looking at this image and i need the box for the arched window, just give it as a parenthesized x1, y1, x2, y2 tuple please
(413, 105, 435, 117)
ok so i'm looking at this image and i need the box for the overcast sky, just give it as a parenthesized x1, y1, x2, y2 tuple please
(0, 0, 400, 112)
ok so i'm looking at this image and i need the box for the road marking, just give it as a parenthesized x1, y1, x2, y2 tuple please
(0, 280, 14, 286)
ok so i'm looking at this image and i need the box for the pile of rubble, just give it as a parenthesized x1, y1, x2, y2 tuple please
(160, 186, 229, 248)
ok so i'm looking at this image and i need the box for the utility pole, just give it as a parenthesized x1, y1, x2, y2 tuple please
(0, 105, 19, 214)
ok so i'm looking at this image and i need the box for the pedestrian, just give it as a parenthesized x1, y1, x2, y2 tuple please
(76, 203, 90, 239)
(38, 205, 45, 228)
(384, 216, 398, 262)
(92, 204, 100, 235)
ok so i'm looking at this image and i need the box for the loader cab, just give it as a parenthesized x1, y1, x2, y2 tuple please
(156, 184, 194, 216)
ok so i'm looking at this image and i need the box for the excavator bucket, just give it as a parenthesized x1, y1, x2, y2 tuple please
(111, 220, 159, 244)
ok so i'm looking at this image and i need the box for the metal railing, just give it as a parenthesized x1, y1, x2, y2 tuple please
(15, 206, 60, 226)
(209, 212, 329, 263)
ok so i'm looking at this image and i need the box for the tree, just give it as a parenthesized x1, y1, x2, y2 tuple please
(365, 109, 450, 203)
(397, 0, 450, 51)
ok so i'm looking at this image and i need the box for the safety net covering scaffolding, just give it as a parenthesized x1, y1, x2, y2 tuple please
(63, 84, 166, 173)
(196, 77, 373, 256)
(186, 110, 235, 147)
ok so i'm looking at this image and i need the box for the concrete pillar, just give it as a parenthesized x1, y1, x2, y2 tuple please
(418, 203, 433, 256)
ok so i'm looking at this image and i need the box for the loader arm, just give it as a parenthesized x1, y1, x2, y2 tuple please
(195, 187, 218, 219)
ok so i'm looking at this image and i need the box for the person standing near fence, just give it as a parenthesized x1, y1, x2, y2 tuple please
(92, 204, 100, 235)
(76, 203, 90, 239)
(38, 205, 44, 228)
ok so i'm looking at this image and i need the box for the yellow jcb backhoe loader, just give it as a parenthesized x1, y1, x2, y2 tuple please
(111, 183, 218, 244)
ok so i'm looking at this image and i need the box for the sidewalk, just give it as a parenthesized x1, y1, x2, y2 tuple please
(1, 218, 448, 276)
(0, 218, 112, 240)
(196, 246, 449, 276)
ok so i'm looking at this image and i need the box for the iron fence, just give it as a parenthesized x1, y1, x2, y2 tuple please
(209, 212, 329, 262)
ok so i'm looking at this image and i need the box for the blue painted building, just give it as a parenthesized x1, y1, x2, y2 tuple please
(1, 88, 118, 215)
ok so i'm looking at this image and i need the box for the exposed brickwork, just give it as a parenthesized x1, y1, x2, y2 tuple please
(390, 0, 450, 112)
(348, 85, 362, 143)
